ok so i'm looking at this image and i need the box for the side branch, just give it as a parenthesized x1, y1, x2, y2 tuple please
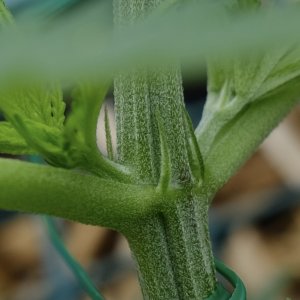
(197, 79, 300, 195)
(0, 158, 158, 229)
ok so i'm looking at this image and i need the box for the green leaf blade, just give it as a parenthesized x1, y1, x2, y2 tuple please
(0, 84, 65, 129)
(0, 121, 34, 155)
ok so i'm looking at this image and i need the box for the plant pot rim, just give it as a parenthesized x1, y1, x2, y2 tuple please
(206, 259, 246, 300)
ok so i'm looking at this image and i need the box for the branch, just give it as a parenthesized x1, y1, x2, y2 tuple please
(197, 79, 300, 195)
(0, 158, 158, 229)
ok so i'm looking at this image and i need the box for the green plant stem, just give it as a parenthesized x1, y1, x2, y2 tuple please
(126, 195, 215, 300)
(113, 1, 216, 299)
(113, 0, 190, 184)
(0, 158, 158, 229)
(197, 78, 300, 195)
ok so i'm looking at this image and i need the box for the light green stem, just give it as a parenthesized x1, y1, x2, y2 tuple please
(113, 1, 216, 299)
(126, 195, 216, 300)
(0, 158, 158, 229)
(113, 0, 190, 184)
(197, 79, 300, 195)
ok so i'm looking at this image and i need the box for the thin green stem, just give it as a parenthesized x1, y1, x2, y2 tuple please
(104, 105, 114, 161)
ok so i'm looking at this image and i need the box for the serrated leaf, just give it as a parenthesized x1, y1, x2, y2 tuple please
(0, 84, 65, 129)
(10, 116, 72, 167)
(0, 83, 73, 166)
(0, 122, 34, 155)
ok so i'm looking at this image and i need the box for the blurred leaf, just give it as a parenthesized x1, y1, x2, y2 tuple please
(197, 0, 300, 164)
(256, 48, 300, 97)
(0, 1, 300, 82)
(0, 0, 13, 24)
(196, 13, 300, 191)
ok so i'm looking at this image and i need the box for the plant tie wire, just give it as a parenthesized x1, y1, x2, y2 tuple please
(44, 216, 105, 300)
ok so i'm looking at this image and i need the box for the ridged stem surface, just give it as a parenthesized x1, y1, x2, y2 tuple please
(113, 0, 216, 299)
(113, 1, 190, 184)
(126, 195, 216, 300)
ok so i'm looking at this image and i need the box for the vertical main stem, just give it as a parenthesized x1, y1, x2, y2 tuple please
(114, 68, 191, 183)
(125, 195, 216, 300)
(113, 0, 217, 299)
(113, 0, 190, 184)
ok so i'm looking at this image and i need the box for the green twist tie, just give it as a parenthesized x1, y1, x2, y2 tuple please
(206, 259, 247, 300)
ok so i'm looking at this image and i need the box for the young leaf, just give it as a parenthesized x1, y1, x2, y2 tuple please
(0, 122, 34, 155)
